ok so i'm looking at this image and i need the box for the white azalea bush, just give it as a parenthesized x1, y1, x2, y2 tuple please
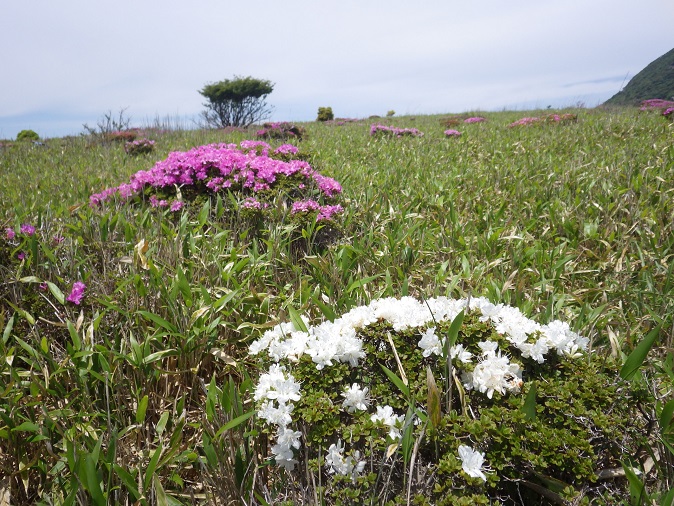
(249, 296, 645, 504)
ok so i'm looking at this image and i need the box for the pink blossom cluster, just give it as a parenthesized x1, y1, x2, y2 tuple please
(241, 197, 269, 210)
(663, 107, 674, 120)
(256, 122, 304, 140)
(124, 138, 155, 155)
(370, 124, 424, 138)
(291, 200, 344, 221)
(444, 129, 462, 137)
(90, 140, 343, 222)
(464, 117, 487, 124)
(508, 117, 540, 128)
(639, 99, 674, 111)
(66, 281, 86, 305)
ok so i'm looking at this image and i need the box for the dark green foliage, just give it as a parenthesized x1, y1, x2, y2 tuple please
(199, 76, 274, 128)
(604, 47, 674, 106)
(16, 129, 39, 142)
(317, 107, 335, 122)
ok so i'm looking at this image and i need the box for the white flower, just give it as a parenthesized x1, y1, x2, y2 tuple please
(450, 343, 473, 363)
(341, 383, 370, 413)
(371, 405, 405, 440)
(257, 399, 294, 427)
(271, 426, 302, 470)
(418, 327, 442, 357)
(458, 445, 487, 481)
(254, 364, 301, 404)
(325, 440, 366, 479)
(463, 352, 522, 399)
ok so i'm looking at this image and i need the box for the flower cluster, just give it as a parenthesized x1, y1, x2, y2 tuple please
(90, 140, 343, 223)
(663, 107, 674, 120)
(256, 122, 304, 140)
(508, 117, 540, 127)
(508, 114, 577, 128)
(370, 124, 424, 138)
(325, 440, 366, 480)
(444, 129, 462, 137)
(464, 117, 487, 124)
(458, 445, 487, 481)
(124, 138, 155, 156)
(250, 295, 588, 476)
(254, 364, 302, 469)
(291, 200, 344, 222)
(66, 281, 86, 305)
(639, 98, 674, 111)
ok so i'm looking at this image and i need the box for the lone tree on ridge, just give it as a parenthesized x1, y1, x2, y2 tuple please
(199, 76, 274, 128)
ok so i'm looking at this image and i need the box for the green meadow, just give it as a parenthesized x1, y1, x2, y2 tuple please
(1, 108, 673, 505)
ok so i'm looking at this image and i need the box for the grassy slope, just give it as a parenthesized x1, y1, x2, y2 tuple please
(0, 108, 673, 504)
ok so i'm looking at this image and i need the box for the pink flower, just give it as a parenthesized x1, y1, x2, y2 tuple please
(464, 117, 486, 124)
(20, 224, 36, 236)
(5, 228, 15, 240)
(17, 252, 26, 260)
(66, 281, 86, 305)
(170, 200, 184, 212)
(444, 129, 461, 137)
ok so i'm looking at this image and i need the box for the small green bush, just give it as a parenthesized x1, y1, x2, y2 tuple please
(16, 129, 39, 142)
(386, 110, 396, 117)
(317, 107, 334, 122)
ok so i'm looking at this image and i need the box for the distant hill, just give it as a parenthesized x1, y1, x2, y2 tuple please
(604, 48, 674, 106)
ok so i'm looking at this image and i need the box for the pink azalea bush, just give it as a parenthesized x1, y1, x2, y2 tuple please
(464, 117, 486, 124)
(639, 99, 674, 112)
(124, 138, 156, 156)
(90, 140, 344, 228)
(444, 129, 462, 137)
(370, 124, 424, 138)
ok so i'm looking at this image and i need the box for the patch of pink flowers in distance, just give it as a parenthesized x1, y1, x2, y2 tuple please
(370, 124, 424, 137)
(639, 99, 674, 111)
(444, 129, 461, 137)
(508, 113, 577, 128)
(463, 117, 486, 124)
(508, 117, 540, 128)
(90, 140, 343, 222)
(663, 107, 674, 120)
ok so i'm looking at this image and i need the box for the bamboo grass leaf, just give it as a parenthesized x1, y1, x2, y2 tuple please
(620, 325, 661, 380)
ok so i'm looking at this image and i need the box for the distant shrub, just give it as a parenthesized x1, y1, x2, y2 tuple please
(440, 117, 462, 127)
(664, 107, 674, 121)
(508, 117, 541, 128)
(386, 110, 396, 117)
(639, 98, 674, 111)
(105, 130, 138, 143)
(124, 138, 155, 156)
(444, 129, 462, 137)
(370, 124, 423, 138)
(256, 122, 305, 140)
(464, 116, 487, 124)
(508, 114, 578, 128)
(16, 130, 39, 142)
(317, 107, 334, 122)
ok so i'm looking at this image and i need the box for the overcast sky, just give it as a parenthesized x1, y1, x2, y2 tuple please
(1, 1, 672, 139)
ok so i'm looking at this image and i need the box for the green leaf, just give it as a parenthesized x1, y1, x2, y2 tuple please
(156, 411, 170, 438)
(137, 310, 178, 333)
(143, 446, 163, 495)
(215, 410, 254, 438)
(522, 381, 537, 421)
(287, 305, 308, 333)
(620, 325, 661, 380)
(623, 461, 648, 505)
(444, 309, 465, 356)
(12, 421, 40, 432)
(46, 282, 65, 304)
(136, 395, 149, 424)
(380, 364, 410, 398)
(659, 399, 674, 433)
(66, 320, 81, 351)
(346, 274, 380, 293)
(153, 474, 168, 506)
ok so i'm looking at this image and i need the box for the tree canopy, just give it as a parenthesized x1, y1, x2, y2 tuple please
(200, 76, 274, 128)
